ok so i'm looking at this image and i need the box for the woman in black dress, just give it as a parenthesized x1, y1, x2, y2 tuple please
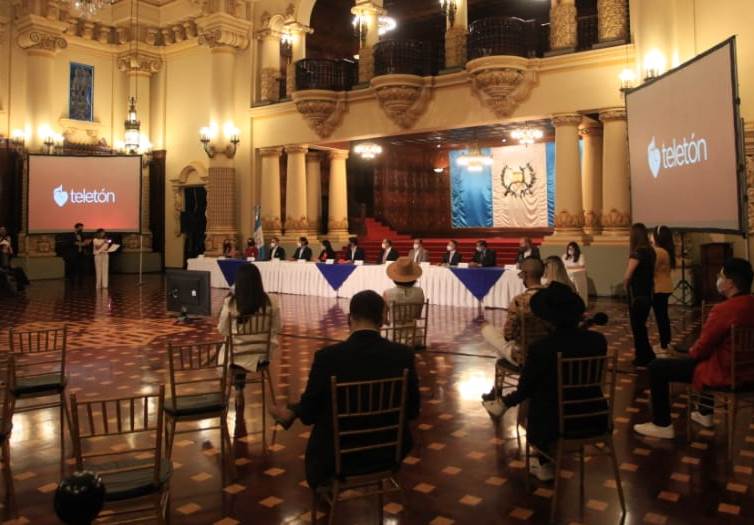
(318, 239, 337, 262)
(623, 223, 657, 367)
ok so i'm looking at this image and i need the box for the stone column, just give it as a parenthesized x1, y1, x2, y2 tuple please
(444, 0, 468, 69)
(599, 107, 631, 237)
(580, 120, 603, 236)
(552, 113, 584, 238)
(549, 0, 577, 54)
(328, 149, 350, 241)
(306, 152, 323, 235)
(353, 2, 383, 83)
(597, 0, 628, 45)
(260, 147, 284, 236)
(285, 24, 311, 98)
(284, 144, 309, 238)
(258, 29, 281, 103)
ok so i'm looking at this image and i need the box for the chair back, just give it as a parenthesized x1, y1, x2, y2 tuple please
(70, 386, 165, 487)
(0, 356, 14, 436)
(384, 300, 428, 347)
(227, 304, 273, 364)
(730, 325, 754, 390)
(556, 353, 616, 438)
(330, 370, 409, 477)
(8, 326, 67, 388)
(167, 341, 229, 405)
(519, 311, 551, 363)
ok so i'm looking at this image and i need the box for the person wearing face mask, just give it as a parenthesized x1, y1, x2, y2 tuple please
(318, 239, 337, 262)
(561, 241, 585, 269)
(470, 240, 497, 268)
(408, 239, 429, 264)
(292, 236, 313, 261)
(377, 239, 399, 264)
(634, 258, 754, 439)
(441, 240, 461, 266)
(265, 236, 286, 261)
(244, 238, 259, 259)
(345, 237, 365, 263)
(515, 237, 540, 266)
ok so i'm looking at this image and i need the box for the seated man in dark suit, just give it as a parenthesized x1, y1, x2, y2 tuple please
(441, 240, 462, 266)
(377, 239, 399, 264)
(292, 236, 313, 261)
(345, 236, 365, 263)
(265, 236, 286, 260)
(490, 282, 607, 482)
(270, 290, 421, 490)
(471, 240, 497, 268)
(515, 237, 541, 265)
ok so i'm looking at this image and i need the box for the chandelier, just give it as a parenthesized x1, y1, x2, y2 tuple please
(456, 144, 493, 172)
(68, 0, 114, 17)
(354, 142, 383, 160)
(378, 16, 397, 36)
(510, 127, 543, 146)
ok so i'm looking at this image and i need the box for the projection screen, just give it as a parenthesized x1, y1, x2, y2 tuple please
(626, 37, 744, 232)
(27, 155, 142, 233)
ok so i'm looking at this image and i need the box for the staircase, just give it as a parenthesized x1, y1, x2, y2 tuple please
(341, 218, 538, 265)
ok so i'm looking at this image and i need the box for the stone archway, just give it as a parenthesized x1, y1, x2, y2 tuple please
(171, 161, 209, 239)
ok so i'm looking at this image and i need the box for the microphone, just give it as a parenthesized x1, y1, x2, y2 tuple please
(581, 312, 608, 328)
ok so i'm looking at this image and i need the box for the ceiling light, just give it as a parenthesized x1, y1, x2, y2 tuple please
(456, 144, 492, 172)
(68, 0, 113, 17)
(378, 16, 397, 36)
(433, 167, 444, 173)
(354, 142, 383, 160)
(510, 127, 543, 146)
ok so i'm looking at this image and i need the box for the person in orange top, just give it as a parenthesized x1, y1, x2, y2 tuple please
(652, 225, 676, 354)
(634, 258, 754, 439)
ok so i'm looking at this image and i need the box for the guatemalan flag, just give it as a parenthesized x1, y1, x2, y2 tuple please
(254, 205, 265, 259)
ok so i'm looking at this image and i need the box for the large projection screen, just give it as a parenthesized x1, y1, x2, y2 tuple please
(27, 155, 142, 233)
(626, 38, 744, 232)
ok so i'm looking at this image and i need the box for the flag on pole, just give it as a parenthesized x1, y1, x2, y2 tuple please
(254, 205, 265, 259)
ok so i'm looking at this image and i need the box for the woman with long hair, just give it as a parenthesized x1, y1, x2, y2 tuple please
(652, 225, 676, 354)
(623, 223, 657, 366)
(562, 241, 585, 268)
(217, 263, 281, 382)
(318, 239, 337, 262)
(544, 256, 577, 293)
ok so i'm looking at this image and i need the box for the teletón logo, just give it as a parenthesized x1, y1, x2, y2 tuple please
(647, 134, 709, 179)
(52, 185, 116, 208)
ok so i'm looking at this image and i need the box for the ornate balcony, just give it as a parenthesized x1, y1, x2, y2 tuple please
(294, 59, 356, 92)
(467, 17, 537, 60)
(373, 39, 436, 77)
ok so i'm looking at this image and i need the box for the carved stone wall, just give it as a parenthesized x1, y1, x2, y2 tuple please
(205, 166, 237, 255)
(467, 56, 537, 118)
(549, 1, 577, 51)
(358, 46, 374, 84)
(597, 0, 628, 43)
(371, 75, 432, 129)
(292, 90, 347, 139)
(261, 67, 280, 102)
(444, 26, 468, 69)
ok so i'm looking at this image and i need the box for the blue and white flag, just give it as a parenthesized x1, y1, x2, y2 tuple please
(254, 205, 265, 258)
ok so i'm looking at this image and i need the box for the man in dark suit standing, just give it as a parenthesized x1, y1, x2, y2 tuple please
(270, 290, 421, 490)
(265, 236, 286, 260)
(345, 237, 365, 263)
(471, 240, 497, 268)
(441, 240, 462, 266)
(515, 237, 540, 265)
(69, 222, 91, 284)
(377, 239, 399, 264)
(292, 236, 313, 261)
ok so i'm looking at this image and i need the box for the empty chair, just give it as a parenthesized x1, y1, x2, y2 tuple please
(312, 370, 410, 525)
(8, 325, 70, 476)
(69, 386, 171, 524)
(164, 340, 234, 481)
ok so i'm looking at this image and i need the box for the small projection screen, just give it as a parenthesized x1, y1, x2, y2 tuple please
(27, 155, 142, 233)
(626, 37, 744, 232)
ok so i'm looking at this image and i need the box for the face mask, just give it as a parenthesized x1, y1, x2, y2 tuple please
(476, 246, 483, 252)
(446, 245, 453, 252)
(413, 243, 420, 250)
(271, 242, 277, 248)
(382, 243, 388, 250)
(568, 249, 574, 256)
(297, 242, 302, 248)
(716, 276, 726, 294)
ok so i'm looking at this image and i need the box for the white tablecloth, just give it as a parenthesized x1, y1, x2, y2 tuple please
(187, 258, 533, 309)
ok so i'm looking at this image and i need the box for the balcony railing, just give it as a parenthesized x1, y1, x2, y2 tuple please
(577, 15, 598, 50)
(294, 59, 357, 91)
(467, 17, 537, 60)
(373, 39, 436, 77)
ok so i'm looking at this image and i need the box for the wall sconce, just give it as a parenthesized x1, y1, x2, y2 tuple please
(643, 50, 666, 81)
(280, 30, 294, 62)
(352, 14, 368, 48)
(10, 129, 27, 150)
(199, 122, 240, 159)
(619, 68, 637, 92)
(39, 124, 63, 154)
(439, 0, 457, 28)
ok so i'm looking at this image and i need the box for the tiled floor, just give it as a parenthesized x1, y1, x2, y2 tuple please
(1, 274, 753, 524)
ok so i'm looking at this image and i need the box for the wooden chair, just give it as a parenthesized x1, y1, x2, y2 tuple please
(69, 386, 171, 525)
(525, 352, 625, 524)
(382, 300, 429, 349)
(686, 325, 754, 460)
(7, 325, 70, 476)
(0, 356, 16, 518)
(165, 340, 234, 482)
(226, 308, 278, 446)
(312, 370, 409, 525)
(494, 311, 551, 395)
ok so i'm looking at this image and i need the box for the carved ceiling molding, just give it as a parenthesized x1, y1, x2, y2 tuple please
(117, 50, 163, 75)
(15, 14, 68, 53)
(370, 74, 432, 129)
(291, 89, 348, 139)
(197, 12, 250, 49)
(466, 56, 537, 119)
(58, 117, 104, 146)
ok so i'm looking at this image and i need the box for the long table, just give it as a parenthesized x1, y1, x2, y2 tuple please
(187, 257, 590, 309)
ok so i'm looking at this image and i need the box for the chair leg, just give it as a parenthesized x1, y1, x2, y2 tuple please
(524, 441, 531, 493)
(328, 481, 339, 525)
(686, 388, 693, 443)
(264, 368, 278, 408)
(166, 417, 177, 459)
(311, 490, 319, 524)
(261, 377, 267, 450)
(579, 446, 585, 520)
(221, 414, 236, 481)
(549, 442, 564, 525)
(727, 396, 737, 462)
(2, 440, 16, 519)
(59, 397, 67, 478)
(377, 480, 384, 524)
(608, 437, 626, 517)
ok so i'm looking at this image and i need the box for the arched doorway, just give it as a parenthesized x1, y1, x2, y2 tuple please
(172, 162, 209, 266)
